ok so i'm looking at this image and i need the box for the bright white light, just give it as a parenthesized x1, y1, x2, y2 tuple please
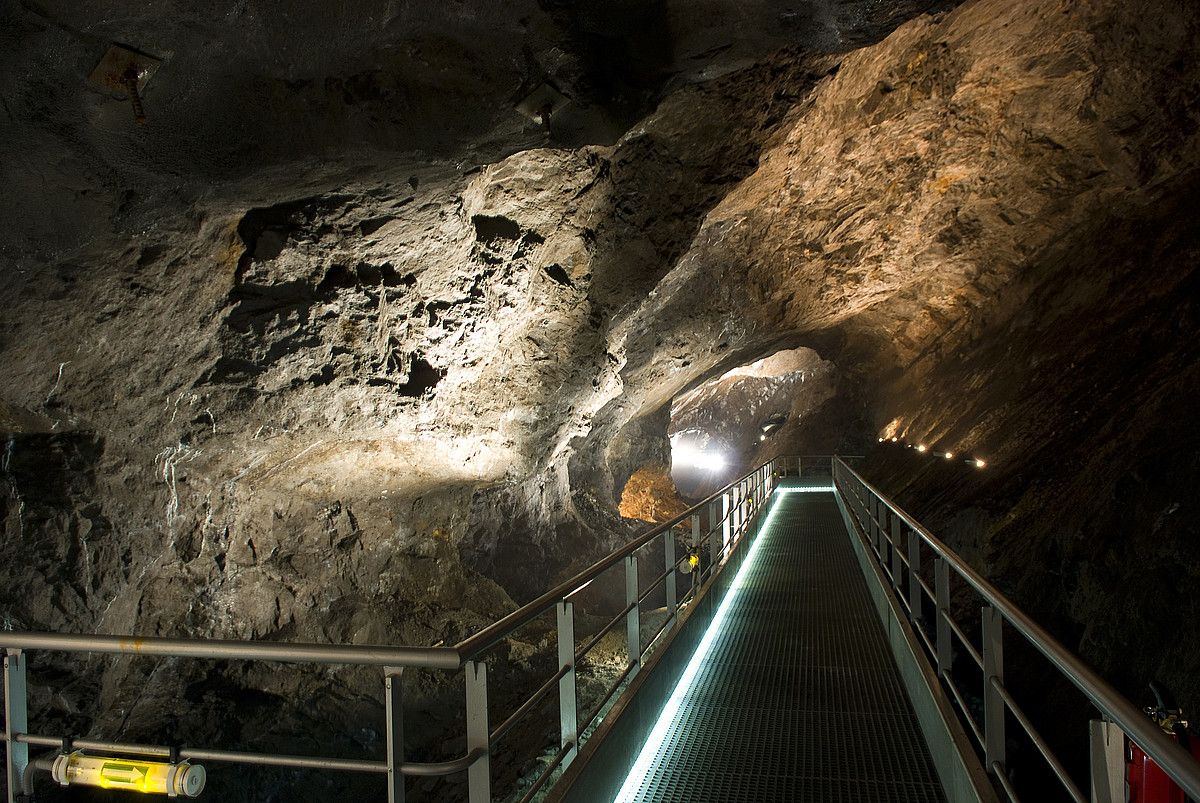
(877, 437, 884, 442)
(944, 452, 954, 460)
(671, 442, 727, 472)
(760, 434, 766, 442)
(777, 486, 834, 493)
(917, 444, 927, 453)
(891, 437, 898, 443)
(975, 458, 987, 468)
(614, 490, 788, 802)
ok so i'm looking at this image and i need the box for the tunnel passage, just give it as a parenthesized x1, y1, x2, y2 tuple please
(666, 347, 838, 498)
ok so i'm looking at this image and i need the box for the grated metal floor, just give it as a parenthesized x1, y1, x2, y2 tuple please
(622, 484, 946, 802)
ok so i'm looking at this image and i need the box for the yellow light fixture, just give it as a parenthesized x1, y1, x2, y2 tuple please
(51, 753, 205, 797)
(975, 458, 987, 469)
(944, 452, 954, 460)
(917, 445, 927, 453)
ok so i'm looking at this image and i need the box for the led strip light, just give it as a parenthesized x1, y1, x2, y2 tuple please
(614, 488, 791, 802)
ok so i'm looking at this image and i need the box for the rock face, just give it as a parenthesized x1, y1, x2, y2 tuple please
(1, 0, 1199, 798)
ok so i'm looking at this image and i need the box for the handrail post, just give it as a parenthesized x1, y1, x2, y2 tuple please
(385, 667, 405, 803)
(729, 480, 739, 535)
(4, 648, 28, 803)
(731, 483, 740, 538)
(891, 516, 903, 593)
(625, 555, 641, 675)
(873, 498, 884, 557)
(982, 606, 1006, 772)
(465, 661, 490, 803)
(908, 529, 921, 621)
(664, 526, 677, 616)
(557, 601, 578, 764)
(721, 492, 732, 555)
(935, 558, 952, 674)
(708, 499, 721, 572)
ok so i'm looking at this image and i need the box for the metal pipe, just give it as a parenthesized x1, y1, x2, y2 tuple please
(992, 761, 1022, 803)
(5, 732, 481, 775)
(578, 660, 637, 736)
(574, 601, 636, 665)
(990, 677, 1086, 803)
(516, 741, 573, 803)
(948, 617, 984, 669)
(837, 457, 1200, 798)
(941, 671, 985, 749)
(490, 665, 569, 747)
(913, 618, 936, 658)
(0, 632, 460, 669)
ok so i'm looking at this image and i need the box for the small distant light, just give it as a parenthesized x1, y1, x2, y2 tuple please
(944, 452, 954, 460)
(974, 458, 986, 468)
(906, 444, 912, 449)
(891, 437, 898, 443)
(917, 444, 927, 453)
(878, 437, 884, 442)
(759, 434, 766, 442)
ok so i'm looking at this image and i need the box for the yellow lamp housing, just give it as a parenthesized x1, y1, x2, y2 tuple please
(51, 752, 206, 797)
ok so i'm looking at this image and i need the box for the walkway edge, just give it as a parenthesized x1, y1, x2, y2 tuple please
(544, 489, 778, 803)
(834, 489, 999, 803)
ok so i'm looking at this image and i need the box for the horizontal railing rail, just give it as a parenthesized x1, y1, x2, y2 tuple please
(0, 631, 462, 669)
(833, 457, 1200, 803)
(2, 456, 783, 803)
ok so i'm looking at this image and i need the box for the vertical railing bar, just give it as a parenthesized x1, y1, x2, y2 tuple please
(874, 496, 885, 557)
(4, 649, 28, 803)
(556, 601, 577, 765)
(385, 667, 405, 803)
(936, 558, 952, 675)
(983, 605, 1006, 772)
(891, 514, 903, 592)
(908, 529, 922, 623)
(664, 526, 677, 619)
(625, 555, 640, 678)
(721, 491, 732, 558)
(465, 661, 490, 803)
(708, 499, 721, 578)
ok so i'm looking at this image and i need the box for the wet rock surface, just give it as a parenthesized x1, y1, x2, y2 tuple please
(1, 0, 1199, 799)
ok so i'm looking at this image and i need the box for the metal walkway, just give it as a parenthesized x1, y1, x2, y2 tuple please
(7, 458, 1200, 803)
(618, 482, 946, 802)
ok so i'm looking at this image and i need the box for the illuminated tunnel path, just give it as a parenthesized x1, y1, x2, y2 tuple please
(616, 481, 946, 803)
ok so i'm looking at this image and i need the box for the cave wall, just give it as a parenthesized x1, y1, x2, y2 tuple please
(1, 0, 1199, 797)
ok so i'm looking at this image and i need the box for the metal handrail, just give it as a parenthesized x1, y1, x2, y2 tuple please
(0, 630, 461, 669)
(454, 461, 767, 661)
(833, 457, 1200, 800)
(2, 454, 778, 803)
